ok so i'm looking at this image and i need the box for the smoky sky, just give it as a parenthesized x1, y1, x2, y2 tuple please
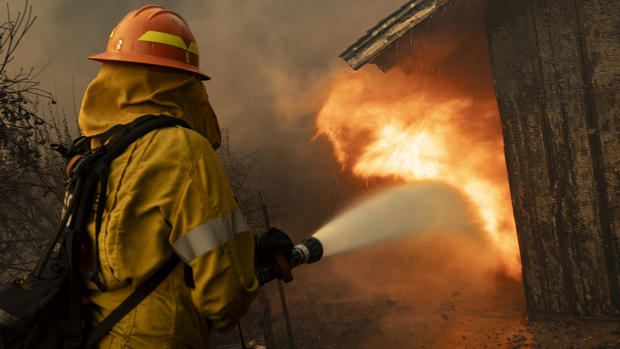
(8, 0, 407, 238)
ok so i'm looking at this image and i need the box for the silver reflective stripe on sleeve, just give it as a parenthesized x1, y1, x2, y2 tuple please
(172, 209, 249, 262)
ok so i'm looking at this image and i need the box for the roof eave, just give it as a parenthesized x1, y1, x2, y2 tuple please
(340, 0, 452, 70)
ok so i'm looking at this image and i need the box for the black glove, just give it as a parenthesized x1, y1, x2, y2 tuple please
(255, 227, 294, 267)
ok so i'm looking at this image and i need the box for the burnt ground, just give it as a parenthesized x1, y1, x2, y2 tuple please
(214, 237, 620, 348)
(283, 260, 620, 349)
(286, 286, 620, 348)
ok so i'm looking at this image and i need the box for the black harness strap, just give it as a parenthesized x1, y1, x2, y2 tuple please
(64, 174, 101, 349)
(101, 114, 190, 160)
(63, 115, 190, 348)
(85, 254, 181, 348)
(86, 115, 190, 291)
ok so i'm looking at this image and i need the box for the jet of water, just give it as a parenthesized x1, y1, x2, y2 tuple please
(313, 182, 478, 257)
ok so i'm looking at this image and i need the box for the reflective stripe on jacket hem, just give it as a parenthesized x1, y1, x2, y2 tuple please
(172, 209, 249, 262)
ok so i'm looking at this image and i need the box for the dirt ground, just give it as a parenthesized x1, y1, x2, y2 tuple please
(213, 237, 620, 348)
(284, 258, 619, 348)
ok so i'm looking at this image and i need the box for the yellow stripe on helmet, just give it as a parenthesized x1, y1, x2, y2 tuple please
(138, 30, 199, 56)
(187, 42, 200, 55)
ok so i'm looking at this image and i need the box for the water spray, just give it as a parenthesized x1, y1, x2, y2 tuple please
(255, 182, 476, 285)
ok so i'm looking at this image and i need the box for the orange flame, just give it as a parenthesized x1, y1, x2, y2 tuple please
(315, 67, 521, 278)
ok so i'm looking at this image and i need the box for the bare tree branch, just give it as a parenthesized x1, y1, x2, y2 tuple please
(0, 0, 69, 282)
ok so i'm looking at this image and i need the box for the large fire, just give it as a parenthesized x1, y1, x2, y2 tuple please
(315, 67, 521, 278)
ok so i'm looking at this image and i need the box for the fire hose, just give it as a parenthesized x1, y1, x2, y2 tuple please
(254, 237, 323, 285)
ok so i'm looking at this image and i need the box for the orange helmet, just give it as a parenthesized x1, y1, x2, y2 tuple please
(88, 5, 210, 80)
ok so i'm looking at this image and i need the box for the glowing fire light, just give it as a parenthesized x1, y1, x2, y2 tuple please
(315, 68, 521, 278)
(355, 122, 445, 179)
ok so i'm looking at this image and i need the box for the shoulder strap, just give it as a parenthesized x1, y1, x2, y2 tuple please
(101, 114, 191, 160)
(84, 254, 181, 347)
(65, 115, 191, 348)
(85, 114, 191, 291)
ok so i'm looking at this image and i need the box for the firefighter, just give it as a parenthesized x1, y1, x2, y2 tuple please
(78, 5, 291, 348)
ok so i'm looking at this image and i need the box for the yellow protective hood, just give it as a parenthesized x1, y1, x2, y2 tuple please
(78, 61, 221, 149)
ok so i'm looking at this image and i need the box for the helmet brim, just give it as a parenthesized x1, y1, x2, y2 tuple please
(88, 52, 211, 81)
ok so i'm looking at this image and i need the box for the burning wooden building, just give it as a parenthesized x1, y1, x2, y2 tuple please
(332, 0, 619, 320)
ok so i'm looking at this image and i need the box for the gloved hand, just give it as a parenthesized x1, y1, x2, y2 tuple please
(255, 227, 294, 267)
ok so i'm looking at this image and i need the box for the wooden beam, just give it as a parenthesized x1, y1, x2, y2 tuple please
(486, 0, 619, 319)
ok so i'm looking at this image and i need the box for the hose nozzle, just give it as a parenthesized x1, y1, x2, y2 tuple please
(290, 237, 323, 267)
(255, 237, 323, 285)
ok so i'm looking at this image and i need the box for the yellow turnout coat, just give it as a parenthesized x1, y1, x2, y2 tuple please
(78, 62, 258, 348)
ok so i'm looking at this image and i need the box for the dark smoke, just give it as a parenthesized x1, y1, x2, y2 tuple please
(12, 0, 407, 238)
